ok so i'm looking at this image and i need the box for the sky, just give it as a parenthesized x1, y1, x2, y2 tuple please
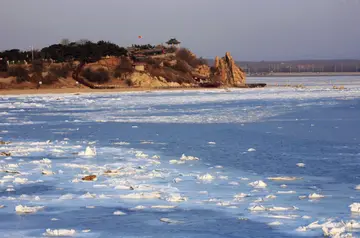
(0, 0, 360, 61)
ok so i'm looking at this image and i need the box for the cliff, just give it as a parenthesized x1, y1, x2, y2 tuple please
(213, 52, 246, 86)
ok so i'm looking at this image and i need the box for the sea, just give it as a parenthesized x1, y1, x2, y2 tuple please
(0, 75, 359, 237)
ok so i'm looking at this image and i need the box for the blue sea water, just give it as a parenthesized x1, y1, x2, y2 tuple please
(0, 76, 360, 237)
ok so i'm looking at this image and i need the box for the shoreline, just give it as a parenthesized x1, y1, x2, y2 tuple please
(248, 72, 360, 77)
(0, 87, 230, 96)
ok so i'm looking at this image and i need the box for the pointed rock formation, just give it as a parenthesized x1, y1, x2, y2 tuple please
(213, 52, 246, 86)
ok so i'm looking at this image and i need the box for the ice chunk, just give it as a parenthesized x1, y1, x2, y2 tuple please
(296, 163, 306, 167)
(119, 192, 161, 199)
(79, 146, 96, 156)
(151, 205, 176, 209)
(268, 206, 298, 211)
(345, 220, 360, 229)
(79, 192, 96, 199)
(130, 205, 147, 210)
(135, 151, 148, 158)
(59, 194, 74, 200)
(268, 176, 301, 181)
(249, 180, 267, 188)
(198, 173, 214, 181)
(349, 203, 360, 213)
(296, 226, 308, 232)
(42, 170, 55, 176)
(308, 193, 325, 199)
(208, 142, 216, 145)
(165, 194, 188, 202)
(322, 226, 345, 237)
(82, 230, 91, 233)
(113, 210, 127, 216)
(277, 190, 296, 194)
(354, 185, 360, 190)
(265, 194, 277, 199)
(13, 178, 28, 184)
(247, 148, 256, 152)
(180, 154, 199, 161)
(280, 184, 287, 188)
(268, 221, 283, 226)
(152, 155, 160, 159)
(234, 193, 250, 199)
(15, 205, 44, 214)
(169, 160, 185, 165)
(43, 229, 76, 237)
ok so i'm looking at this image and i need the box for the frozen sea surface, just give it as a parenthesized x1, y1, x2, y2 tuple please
(1, 76, 360, 237)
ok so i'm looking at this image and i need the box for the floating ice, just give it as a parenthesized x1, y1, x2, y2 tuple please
(247, 148, 256, 152)
(82, 230, 91, 233)
(13, 178, 28, 184)
(322, 226, 346, 237)
(277, 190, 296, 194)
(119, 192, 161, 199)
(268, 206, 298, 211)
(349, 203, 360, 213)
(152, 155, 160, 159)
(135, 151, 148, 158)
(15, 205, 44, 214)
(42, 170, 55, 176)
(113, 211, 127, 216)
(113, 142, 130, 145)
(208, 142, 216, 145)
(296, 163, 306, 167)
(180, 154, 199, 161)
(234, 193, 250, 199)
(345, 220, 360, 229)
(249, 180, 267, 188)
(265, 194, 277, 199)
(309, 193, 325, 199)
(268, 221, 283, 226)
(79, 192, 96, 199)
(355, 185, 360, 190)
(268, 176, 301, 181)
(43, 229, 76, 237)
(79, 146, 96, 157)
(165, 194, 188, 203)
(130, 205, 147, 210)
(169, 160, 185, 165)
(198, 173, 214, 181)
(59, 194, 74, 200)
(151, 205, 176, 209)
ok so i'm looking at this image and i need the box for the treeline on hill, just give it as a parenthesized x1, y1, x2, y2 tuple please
(0, 40, 128, 62)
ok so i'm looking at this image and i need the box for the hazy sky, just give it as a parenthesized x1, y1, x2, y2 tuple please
(1, 0, 360, 61)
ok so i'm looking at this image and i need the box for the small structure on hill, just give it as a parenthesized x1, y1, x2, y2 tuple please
(166, 38, 181, 48)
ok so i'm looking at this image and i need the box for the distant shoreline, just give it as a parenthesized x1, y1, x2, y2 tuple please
(248, 72, 360, 77)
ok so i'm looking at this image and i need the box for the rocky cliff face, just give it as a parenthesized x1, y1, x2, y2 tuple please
(213, 52, 246, 86)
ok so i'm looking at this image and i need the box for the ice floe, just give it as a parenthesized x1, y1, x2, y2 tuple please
(79, 146, 96, 156)
(15, 205, 44, 214)
(43, 229, 76, 237)
(349, 203, 360, 213)
(249, 180, 267, 188)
